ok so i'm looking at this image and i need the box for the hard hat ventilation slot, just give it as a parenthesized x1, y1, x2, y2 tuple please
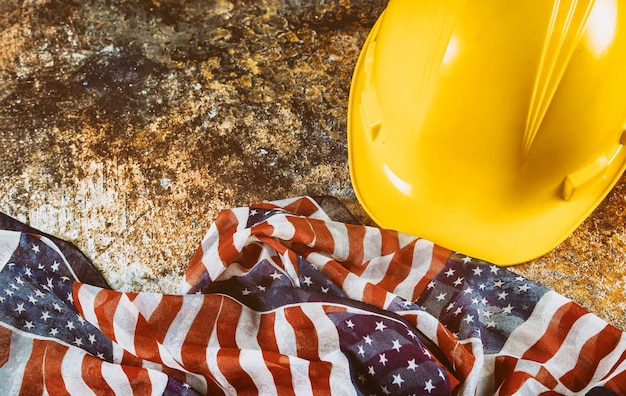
(561, 155, 608, 201)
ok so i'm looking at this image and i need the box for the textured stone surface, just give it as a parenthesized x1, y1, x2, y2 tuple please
(0, 0, 624, 330)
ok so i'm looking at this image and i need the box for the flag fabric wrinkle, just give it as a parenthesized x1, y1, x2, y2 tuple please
(0, 197, 625, 395)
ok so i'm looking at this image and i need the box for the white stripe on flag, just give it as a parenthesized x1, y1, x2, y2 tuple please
(299, 304, 355, 395)
(301, 251, 333, 272)
(231, 228, 253, 254)
(132, 293, 163, 321)
(234, 305, 262, 350)
(500, 291, 570, 357)
(274, 307, 298, 357)
(195, 223, 220, 284)
(156, 341, 190, 375)
(289, 356, 314, 396)
(300, 304, 342, 360)
(0, 230, 20, 271)
(162, 295, 205, 363)
(101, 359, 134, 395)
(233, 207, 253, 232)
(239, 349, 278, 395)
(382, 291, 397, 310)
(363, 226, 384, 262)
(266, 212, 296, 241)
(61, 349, 96, 396)
(405, 310, 441, 348)
(544, 312, 609, 381)
(392, 239, 435, 300)
(0, 330, 33, 391)
(595, 334, 626, 385)
(398, 232, 419, 249)
(359, 254, 392, 284)
(341, 272, 367, 303)
(185, 372, 208, 396)
(279, 250, 301, 287)
(328, 222, 350, 262)
(112, 293, 139, 356)
(206, 320, 237, 395)
(75, 284, 100, 329)
(146, 367, 170, 396)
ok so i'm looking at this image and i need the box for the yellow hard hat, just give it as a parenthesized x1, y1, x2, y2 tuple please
(348, 0, 626, 265)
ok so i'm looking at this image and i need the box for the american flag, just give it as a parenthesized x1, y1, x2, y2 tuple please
(1, 196, 625, 395)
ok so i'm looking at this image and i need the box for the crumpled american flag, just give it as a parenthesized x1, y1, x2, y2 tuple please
(1, 196, 625, 395)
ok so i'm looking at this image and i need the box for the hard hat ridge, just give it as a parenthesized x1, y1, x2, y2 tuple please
(523, 0, 595, 157)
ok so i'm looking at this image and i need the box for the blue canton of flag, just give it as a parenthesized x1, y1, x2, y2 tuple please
(0, 232, 114, 361)
(330, 311, 452, 396)
(416, 253, 549, 353)
(204, 256, 348, 310)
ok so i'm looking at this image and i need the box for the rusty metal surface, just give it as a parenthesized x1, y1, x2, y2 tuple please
(0, 0, 624, 329)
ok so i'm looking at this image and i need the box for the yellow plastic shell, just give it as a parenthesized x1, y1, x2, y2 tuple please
(348, 0, 626, 265)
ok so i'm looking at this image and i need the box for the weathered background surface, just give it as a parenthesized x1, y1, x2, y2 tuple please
(1, 0, 625, 330)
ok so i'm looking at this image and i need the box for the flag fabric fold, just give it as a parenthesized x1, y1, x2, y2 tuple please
(0, 196, 625, 395)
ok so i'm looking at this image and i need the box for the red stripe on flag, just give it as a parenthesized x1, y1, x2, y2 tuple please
(121, 349, 145, 367)
(184, 245, 207, 287)
(250, 203, 280, 211)
(362, 282, 389, 309)
(521, 302, 588, 363)
(604, 369, 626, 395)
(250, 222, 275, 239)
(216, 349, 258, 394)
(536, 366, 558, 390)
(400, 312, 418, 325)
(262, 351, 296, 395)
(412, 244, 450, 301)
(19, 339, 46, 396)
(120, 364, 152, 395)
(126, 291, 139, 302)
(603, 348, 626, 382)
(147, 295, 184, 344)
(319, 259, 350, 290)
(375, 241, 414, 293)
(380, 229, 401, 256)
(322, 305, 348, 315)
(283, 197, 320, 217)
(216, 298, 242, 348)
(257, 311, 279, 353)
(494, 355, 534, 394)
(345, 224, 366, 269)
(436, 325, 475, 380)
(286, 217, 316, 249)
(559, 324, 623, 392)
(133, 313, 164, 366)
(308, 360, 332, 395)
(238, 243, 263, 270)
(180, 295, 221, 381)
(216, 210, 242, 265)
(161, 365, 189, 387)
(93, 289, 124, 343)
(0, 326, 10, 368)
(284, 305, 319, 361)
(43, 343, 70, 396)
(257, 235, 291, 259)
(82, 354, 115, 395)
(309, 219, 335, 255)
